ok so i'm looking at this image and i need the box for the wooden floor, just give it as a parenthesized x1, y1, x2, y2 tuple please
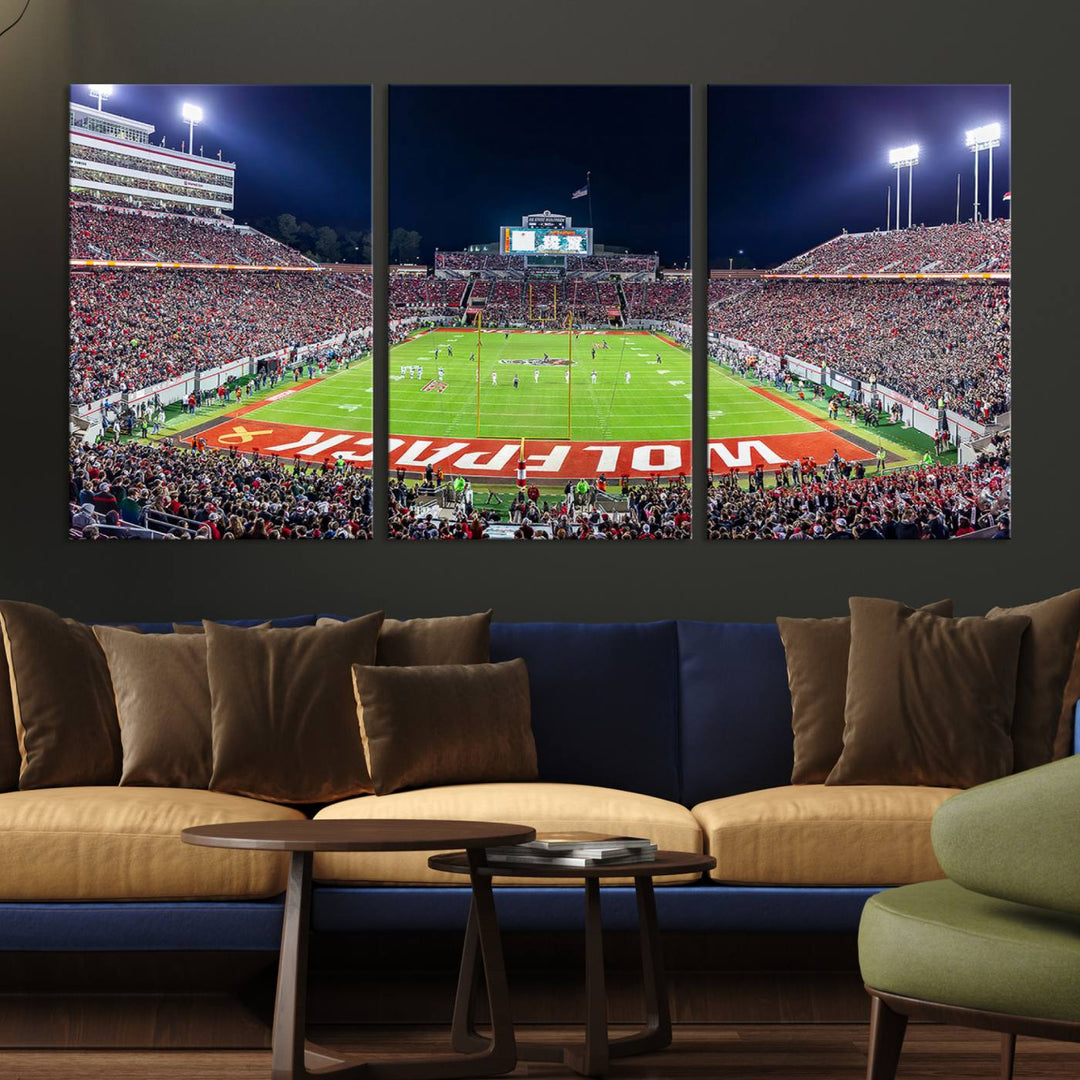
(3, 1024, 1080, 1079)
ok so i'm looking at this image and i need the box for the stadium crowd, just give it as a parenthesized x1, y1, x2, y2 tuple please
(389, 477, 691, 540)
(389, 276, 466, 314)
(705, 457, 1010, 540)
(69, 437, 374, 541)
(70, 202, 314, 266)
(70, 269, 372, 404)
(708, 279, 1010, 421)
(71, 170, 233, 213)
(776, 220, 1011, 274)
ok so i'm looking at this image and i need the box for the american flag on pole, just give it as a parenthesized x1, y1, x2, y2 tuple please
(571, 180, 589, 199)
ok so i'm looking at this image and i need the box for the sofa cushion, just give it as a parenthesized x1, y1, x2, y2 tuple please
(352, 660, 536, 795)
(0, 646, 17, 793)
(0, 787, 305, 901)
(0, 600, 122, 788)
(206, 615, 384, 804)
(987, 589, 1080, 772)
(860, 879, 1080, 1023)
(777, 600, 953, 784)
(490, 621, 679, 801)
(92, 625, 213, 788)
(677, 621, 794, 806)
(829, 599, 1027, 788)
(692, 784, 958, 886)
(312, 782, 702, 886)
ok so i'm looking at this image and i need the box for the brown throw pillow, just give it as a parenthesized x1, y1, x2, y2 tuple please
(987, 590, 1080, 772)
(317, 611, 492, 666)
(0, 647, 19, 793)
(827, 598, 1030, 789)
(778, 599, 953, 784)
(93, 626, 212, 788)
(0, 600, 121, 788)
(206, 613, 384, 803)
(351, 659, 536, 795)
(173, 621, 271, 634)
(1058, 640, 1080, 760)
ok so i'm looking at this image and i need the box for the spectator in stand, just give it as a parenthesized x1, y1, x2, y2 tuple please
(707, 279, 1009, 423)
(775, 219, 1010, 274)
(70, 202, 315, 266)
(69, 436, 372, 541)
(705, 455, 1009, 541)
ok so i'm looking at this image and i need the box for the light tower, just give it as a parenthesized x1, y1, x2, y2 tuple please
(87, 84, 114, 111)
(181, 102, 204, 156)
(888, 144, 920, 230)
(965, 122, 1002, 222)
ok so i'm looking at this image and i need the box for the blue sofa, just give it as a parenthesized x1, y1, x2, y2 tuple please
(3, 616, 1073, 954)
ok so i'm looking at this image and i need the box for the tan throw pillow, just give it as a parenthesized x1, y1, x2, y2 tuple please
(173, 622, 271, 634)
(778, 599, 953, 784)
(0, 601, 121, 788)
(93, 626, 212, 788)
(827, 598, 1029, 789)
(317, 611, 492, 666)
(206, 614, 384, 803)
(987, 590, 1080, 772)
(351, 659, 536, 796)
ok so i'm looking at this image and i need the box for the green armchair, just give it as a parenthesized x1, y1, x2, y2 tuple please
(859, 755, 1080, 1080)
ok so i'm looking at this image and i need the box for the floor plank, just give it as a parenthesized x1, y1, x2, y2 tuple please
(1, 1024, 1079, 1079)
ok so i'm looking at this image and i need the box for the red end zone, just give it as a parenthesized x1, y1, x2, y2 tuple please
(192, 419, 869, 479)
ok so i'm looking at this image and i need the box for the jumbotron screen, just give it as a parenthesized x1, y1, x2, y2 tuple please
(500, 226, 593, 255)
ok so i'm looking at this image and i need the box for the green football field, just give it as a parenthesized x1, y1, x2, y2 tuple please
(240, 359, 374, 431)
(707, 364, 819, 439)
(389, 329, 691, 441)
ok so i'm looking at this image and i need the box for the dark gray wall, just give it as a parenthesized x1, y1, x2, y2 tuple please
(0, 0, 1072, 623)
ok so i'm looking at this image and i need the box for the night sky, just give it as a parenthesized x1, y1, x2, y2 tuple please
(391, 86, 691, 265)
(710, 85, 1010, 268)
(70, 84, 372, 230)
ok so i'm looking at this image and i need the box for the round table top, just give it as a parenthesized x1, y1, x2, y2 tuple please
(428, 849, 715, 879)
(181, 819, 536, 853)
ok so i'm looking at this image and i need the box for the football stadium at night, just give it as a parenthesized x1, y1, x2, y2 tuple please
(705, 85, 1010, 541)
(386, 85, 692, 541)
(68, 86, 375, 541)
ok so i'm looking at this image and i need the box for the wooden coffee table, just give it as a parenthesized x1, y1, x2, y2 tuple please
(429, 848, 716, 1078)
(183, 819, 535, 1080)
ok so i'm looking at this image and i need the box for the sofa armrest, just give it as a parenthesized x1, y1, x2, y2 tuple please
(931, 756, 1080, 917)
(1074, 699, 1080, 756)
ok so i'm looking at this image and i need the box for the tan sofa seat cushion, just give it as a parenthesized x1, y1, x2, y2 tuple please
(0, 787, 306, 901)
(313, 782, 703, 886)
(693, 785, 959, 886)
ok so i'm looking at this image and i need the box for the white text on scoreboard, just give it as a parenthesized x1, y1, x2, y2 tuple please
(500, 226, 593, 256)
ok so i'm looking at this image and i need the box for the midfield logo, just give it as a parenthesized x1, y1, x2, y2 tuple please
(498, 357, 573, 366)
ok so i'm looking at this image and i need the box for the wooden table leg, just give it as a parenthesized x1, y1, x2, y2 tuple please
(272, 849, 515, 1080)
(609, 875, 671, 1058)
(449, 898, 487, 1054)
(563, 877, 609, 1078)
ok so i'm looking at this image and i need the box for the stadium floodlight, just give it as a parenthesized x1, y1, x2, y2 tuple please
(182, 102, 203, 155)
(965, 122, 1003, 222)
(888, 144, 920, 229)
(88, 84, 114, 111)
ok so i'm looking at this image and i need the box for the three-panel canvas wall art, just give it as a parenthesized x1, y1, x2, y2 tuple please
(68, 83, 1010, 542)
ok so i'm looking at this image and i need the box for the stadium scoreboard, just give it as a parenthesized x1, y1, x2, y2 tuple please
(501, 225, 593, 256)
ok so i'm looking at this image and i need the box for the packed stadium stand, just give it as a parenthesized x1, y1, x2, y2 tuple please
(707, 278, 1010, 422)
(775, 219, 1011, 274)
(70, 269, 372, 405)
(70, 202, 315, 266)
